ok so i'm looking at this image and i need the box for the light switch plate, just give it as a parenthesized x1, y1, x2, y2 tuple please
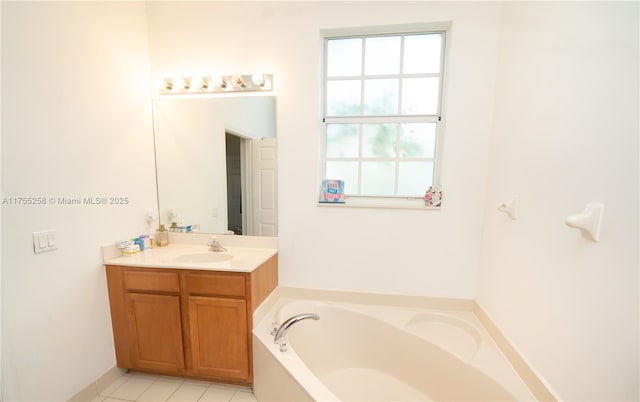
(33, 230, 58, 254)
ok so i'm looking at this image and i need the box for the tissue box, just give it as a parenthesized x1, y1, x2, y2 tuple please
(122, 244, 141, 256)
(319, 179, 345, 203)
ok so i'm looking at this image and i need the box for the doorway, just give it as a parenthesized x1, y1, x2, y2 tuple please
(225, 132, 278, 236)
(225, 132, 243, 235)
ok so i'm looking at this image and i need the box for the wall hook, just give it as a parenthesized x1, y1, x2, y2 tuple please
(497, 197, 517, 220)
(565, 203, 604, 242)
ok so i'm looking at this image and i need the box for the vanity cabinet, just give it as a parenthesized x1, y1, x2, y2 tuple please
(105, 254, 277, 385)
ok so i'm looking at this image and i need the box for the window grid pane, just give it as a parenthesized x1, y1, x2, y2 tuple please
(326, 80, 362, 116)
(326, 124, 360, 157)
(403, 34, 442, 74)
(327, 38, 362, 77)
(364, 36, 401, 76)
(363, 79, 399, 115)
(362, 124, 396, 158)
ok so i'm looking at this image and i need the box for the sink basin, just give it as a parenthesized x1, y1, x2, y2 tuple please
(171, 252, 232, 264)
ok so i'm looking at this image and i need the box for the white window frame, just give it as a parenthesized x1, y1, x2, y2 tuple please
(319, 23, 449, 209)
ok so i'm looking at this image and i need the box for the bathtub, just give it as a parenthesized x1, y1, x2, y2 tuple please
(253, 296, 536, 401)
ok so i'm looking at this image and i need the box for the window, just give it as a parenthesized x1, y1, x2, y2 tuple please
(321, 27, 446, 206)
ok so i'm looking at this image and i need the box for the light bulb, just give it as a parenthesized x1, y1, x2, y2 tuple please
(172, 77, 185, 91)
(251, 73, 265, 86)
(191, 76, 204, 91)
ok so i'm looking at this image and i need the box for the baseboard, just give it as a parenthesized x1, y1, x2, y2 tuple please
(474, 303, 558, 402)
(68, 366, 126, 402)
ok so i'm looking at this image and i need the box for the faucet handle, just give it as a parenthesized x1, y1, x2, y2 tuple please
(208, 236, 226, 252)
(270, 321, 279, 336)
(208, 236, 220, 248)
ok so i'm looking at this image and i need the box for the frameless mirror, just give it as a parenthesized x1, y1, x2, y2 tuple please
(152, 96, 277, 236)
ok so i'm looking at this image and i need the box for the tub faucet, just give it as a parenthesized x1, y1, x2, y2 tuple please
(208, 236, 226, 252)
(273, 313, 319, 352)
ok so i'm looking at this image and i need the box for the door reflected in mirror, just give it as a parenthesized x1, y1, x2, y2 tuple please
(152, 96, 277, 236)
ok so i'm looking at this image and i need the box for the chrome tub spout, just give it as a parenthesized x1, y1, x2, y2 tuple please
(273, 313, 319, 351)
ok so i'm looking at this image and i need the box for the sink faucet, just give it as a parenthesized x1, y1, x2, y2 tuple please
(273, 313, 319, 351)
(208, 236, 226, 252)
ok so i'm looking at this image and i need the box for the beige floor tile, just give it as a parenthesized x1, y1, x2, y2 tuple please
(199, 384, 236, 402)
(98, 375, 129, 397)
(109, 376, 155, 400)
(136, 380, 181, 402)
(155, 374, 185, 383)
(183, 378, 215, 387)
(166, 383, 208, 402)
(229, 390, 257, 402)
(128, 371, 160, 381)
(89, 396, 105, 402)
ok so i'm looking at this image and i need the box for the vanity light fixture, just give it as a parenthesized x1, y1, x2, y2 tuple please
(159, 73, 272, 95)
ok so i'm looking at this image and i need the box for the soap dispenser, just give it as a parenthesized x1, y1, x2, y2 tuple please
(155, 224, 169, 247)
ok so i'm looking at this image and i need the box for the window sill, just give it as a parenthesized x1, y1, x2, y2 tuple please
(317, 197, 441, 210)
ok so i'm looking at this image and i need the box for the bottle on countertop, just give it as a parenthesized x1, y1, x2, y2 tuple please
(139, 234, 151, 250)
(156, 224, 169, 247)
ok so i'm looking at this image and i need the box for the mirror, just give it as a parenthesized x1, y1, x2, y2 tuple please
(152, 96, 277, 236)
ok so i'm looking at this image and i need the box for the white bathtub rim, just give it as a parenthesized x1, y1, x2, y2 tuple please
(275, 301, 478, 357)
(275, 299, 503, 368)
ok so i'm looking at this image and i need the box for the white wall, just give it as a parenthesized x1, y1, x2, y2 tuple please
(146, 1, 503, 298)
(477, 2, 639, 401)
(1, 2, 157, 400)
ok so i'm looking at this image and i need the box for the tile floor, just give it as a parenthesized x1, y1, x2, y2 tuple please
(92, 371, 257, 402)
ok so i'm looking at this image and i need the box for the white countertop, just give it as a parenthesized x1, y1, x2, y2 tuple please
(104, 243, 277, 273)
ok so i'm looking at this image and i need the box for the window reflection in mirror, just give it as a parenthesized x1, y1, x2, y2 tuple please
(152, 96, 277, 236)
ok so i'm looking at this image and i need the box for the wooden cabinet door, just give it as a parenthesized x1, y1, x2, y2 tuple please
(126, 292, 185, 373)
(188, 296, 249, 381)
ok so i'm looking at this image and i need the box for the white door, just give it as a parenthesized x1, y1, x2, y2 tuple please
(251, 138, 277, 236)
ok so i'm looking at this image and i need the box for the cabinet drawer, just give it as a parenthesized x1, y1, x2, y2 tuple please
(184, 272, 245, 297)
(123, 270, 180, 293)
